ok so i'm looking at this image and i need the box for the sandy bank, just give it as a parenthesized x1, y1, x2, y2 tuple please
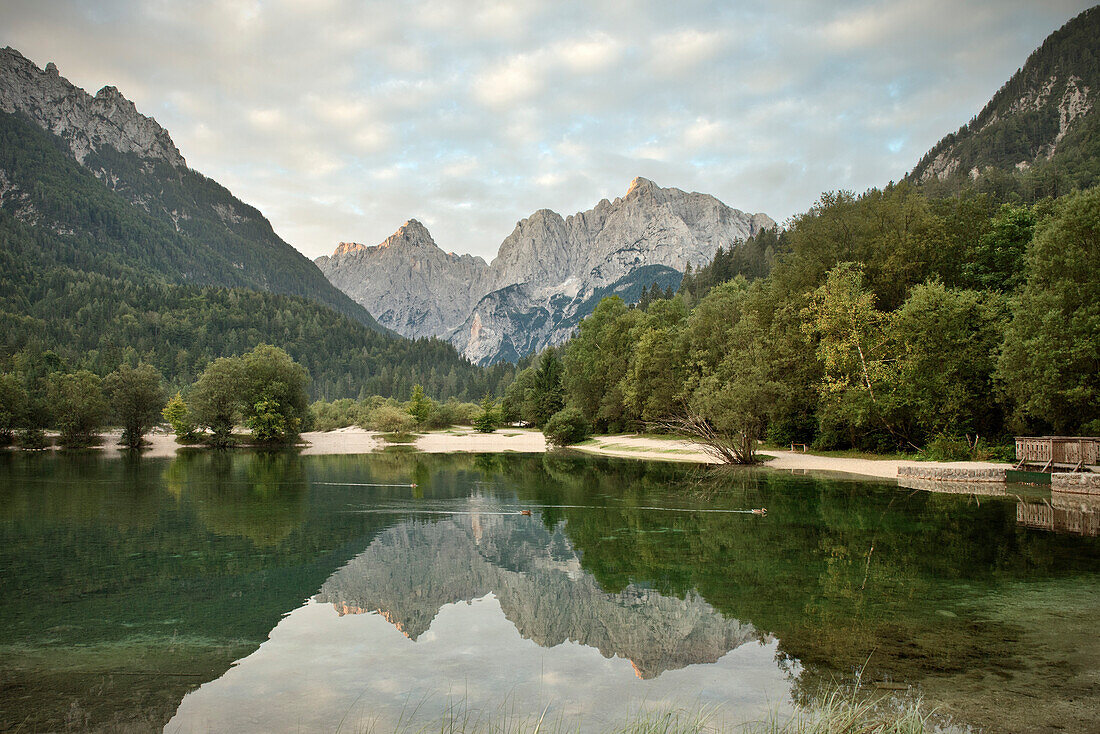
(25, 428, 1012, 483)
(573, 434, 1011, 481)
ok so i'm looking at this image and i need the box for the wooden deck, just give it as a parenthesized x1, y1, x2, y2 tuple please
(1015, 436, 1100, 472)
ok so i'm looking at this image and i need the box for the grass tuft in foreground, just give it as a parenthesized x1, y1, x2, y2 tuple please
(346, 687, 949, 734)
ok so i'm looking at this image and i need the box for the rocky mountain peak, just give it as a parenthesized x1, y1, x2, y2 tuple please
(0, 47, 186, 167)
(332, 241, 367, 257)
(316, 219, 491, 338)
(320, 177, 774, 362)
(390, 218, 433, 245)
(625, 176, 659, 198)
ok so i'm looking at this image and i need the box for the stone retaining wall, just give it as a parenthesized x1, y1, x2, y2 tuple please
(1051, 472, 1100, 494)
(897, 466, 1007, 482)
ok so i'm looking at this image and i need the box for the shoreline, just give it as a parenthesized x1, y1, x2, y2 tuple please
(10, 427, 1017, 483)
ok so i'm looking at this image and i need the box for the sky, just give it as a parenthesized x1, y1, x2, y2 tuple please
(0, 0, 1094, 260)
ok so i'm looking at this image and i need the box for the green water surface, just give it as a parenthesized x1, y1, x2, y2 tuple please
(0, 450, 1097, 732)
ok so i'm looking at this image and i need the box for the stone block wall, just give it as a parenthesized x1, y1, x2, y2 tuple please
(897, 466, 1007, 482)
(1051, 472, 1100, 494)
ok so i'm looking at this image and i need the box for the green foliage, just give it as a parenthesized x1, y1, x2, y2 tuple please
(562, 298, 642, 432)
(889, 283, 1007, 442)
(690, 311, 783, 463)
(238, 345, 309, 442)
(544, 407, 591, 446)
(473, 395, 500, 433)
(246, 397, 294, 444)
(406, 384, 433, 427)
(189, 357, 243, 446)
(998, 187, 1100, 434)
(499, 348, 565, 427)
(961, 204, 1035, 291)
(0, 372, 27, 445)
(104, 363, 165, 449)
(426, 398, 481, 429)
(802, 264, 897, 447)
(530, 350, 565, 426)
(162, 391, 198, 442)
(47, 369, 107, 447)
(310, 398, 376, 431)
(368, 405, 417, 433)
(773, 185, 948, 311)
(623, 298, 690, 422)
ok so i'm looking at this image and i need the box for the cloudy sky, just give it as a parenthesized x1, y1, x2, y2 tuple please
(0, 0, 1093, 260)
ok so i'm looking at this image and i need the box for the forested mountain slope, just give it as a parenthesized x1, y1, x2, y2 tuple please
(0, 52, 508, 399)
(909, 6, 1099, 197)
(0, 46, 384, 331)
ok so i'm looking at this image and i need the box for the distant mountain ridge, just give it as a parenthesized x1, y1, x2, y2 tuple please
(908, 5, 1099, 188)
(0, 48, 185, 167)
(318, 177, 774, 364)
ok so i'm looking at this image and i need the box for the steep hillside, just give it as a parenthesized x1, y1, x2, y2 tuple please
(0, 50, 508, 399)
(0, 47, 385, 331)
(908, 6, 1099, 192)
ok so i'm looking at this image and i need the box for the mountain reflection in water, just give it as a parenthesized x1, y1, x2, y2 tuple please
(3, 451, 1099, 734)
(315, 497, 762, 678)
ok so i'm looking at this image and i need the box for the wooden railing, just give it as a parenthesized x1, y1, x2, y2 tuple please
(1015, 437, 1100, 471)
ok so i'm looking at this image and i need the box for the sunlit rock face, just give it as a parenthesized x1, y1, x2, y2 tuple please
(314, 501, 762, 679)
(317, 178, 773, 363)
(0, 47, 185, 167)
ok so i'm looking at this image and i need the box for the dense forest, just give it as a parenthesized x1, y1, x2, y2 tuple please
(504, 182, 1099, 456)
(0, 110, 512, 401)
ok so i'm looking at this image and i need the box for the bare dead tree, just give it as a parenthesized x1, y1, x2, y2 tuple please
(654, 409, 760, 465)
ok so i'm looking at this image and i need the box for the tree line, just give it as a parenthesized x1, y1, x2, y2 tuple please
(1, 344, 320, 449)
(498, 183, 1099, 460)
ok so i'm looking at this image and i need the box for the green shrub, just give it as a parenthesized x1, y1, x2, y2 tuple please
(16, 428, 49, 450)
(923, 433, 972, 461)
(544, 408, 591, 446)
(367, 405, 417, 433)
(473, 396, 500, 433)
(424, 398, 481, 429)
(163, 391, 199, 441)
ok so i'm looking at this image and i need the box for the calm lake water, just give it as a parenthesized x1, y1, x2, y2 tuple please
(1, 450, 1098, 733)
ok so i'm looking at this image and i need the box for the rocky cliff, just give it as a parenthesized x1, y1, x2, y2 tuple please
(907, 6, 1098, 185)
(0, 47, 185, 167)
(315, 503, 762, 678)
(316, 220, 490, 337)
(318, 177, 773, 363)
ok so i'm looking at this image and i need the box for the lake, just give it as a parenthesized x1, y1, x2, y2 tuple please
(1, 450, 1098, 732)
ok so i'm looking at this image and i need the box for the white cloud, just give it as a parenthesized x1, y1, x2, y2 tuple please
(0, 0, 1093, 260)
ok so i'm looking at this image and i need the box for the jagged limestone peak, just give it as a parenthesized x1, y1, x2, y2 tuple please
(626, 176, 660, 197)
(0, 46, 186, 167)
